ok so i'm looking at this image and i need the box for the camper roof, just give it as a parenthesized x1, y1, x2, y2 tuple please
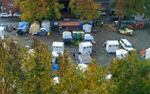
(79, 42, 92, 47)
(0, 26, 5, 31)
(52, 42, 64, 47)
(107, 40, 119, 45)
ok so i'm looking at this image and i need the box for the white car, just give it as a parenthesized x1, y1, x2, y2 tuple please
(120, 39, 134, 51)
(0, 13, 12, 18)
(13, 13, 21, 17)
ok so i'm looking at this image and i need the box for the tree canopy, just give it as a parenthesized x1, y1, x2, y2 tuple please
(69, 0, 100, 20)
(0, 40, 150, 94)
(112, 0, 149, 18)
(14, 0, 62, 22)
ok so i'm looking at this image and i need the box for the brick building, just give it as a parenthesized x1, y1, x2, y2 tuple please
(0, 0, 19, 13)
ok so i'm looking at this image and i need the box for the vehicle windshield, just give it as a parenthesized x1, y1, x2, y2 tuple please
(126, 45, 132, 48)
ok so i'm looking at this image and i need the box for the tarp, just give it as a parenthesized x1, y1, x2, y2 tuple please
(18, 22, 28, 30)
(41, 20, 51, 32)
(29, 21, 40, 34)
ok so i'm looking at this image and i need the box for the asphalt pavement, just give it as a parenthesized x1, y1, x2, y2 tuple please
(1, 18, 150, 66)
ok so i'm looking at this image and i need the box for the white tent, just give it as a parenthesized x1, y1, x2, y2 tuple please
(53, 77, 60, 85)
(0, 26, 5, 39)
(83, 24, 92, 33)
(116, 49, 128, 59)
(29, 21, 40, 34)
(77, 63, 88, 72)
(145, 48, 150, 59)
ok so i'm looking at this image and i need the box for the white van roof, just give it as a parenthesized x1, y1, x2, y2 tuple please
(52, 42, 64, 47)
(106, 40, 119, 45)
(121, 39, 132, 46)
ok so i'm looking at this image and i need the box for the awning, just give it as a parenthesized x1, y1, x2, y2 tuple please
(59, 21, 80, 27)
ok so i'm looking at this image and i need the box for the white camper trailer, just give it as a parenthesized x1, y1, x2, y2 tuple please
(144, 48, 150, 59)
(0, 26, 5, 39)
(79, 42, 92, 55)
(105, 40, 119, 53)
(52, 42, 64, 57)
(116, 49, 128, 59)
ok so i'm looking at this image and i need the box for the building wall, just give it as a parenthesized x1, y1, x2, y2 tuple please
(0, 0, 19, 13)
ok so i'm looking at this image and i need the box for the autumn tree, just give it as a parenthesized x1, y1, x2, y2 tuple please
(69, 0, 100, 20)
(109, 51, 150, 94)
(0, 39, 52, 94)
(112, 0, 146, 18)
(14, 0, 62, 22)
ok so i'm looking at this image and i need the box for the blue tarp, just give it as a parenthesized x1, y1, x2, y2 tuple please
(52, 63, 59, 71)
(18, 22, 29, 30)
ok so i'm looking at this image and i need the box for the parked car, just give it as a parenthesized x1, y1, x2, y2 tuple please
(0, 13, 12, 18)
(13, 13, 21, 17)
(120, 39, 135, 51)
(118, 28, 133, 36)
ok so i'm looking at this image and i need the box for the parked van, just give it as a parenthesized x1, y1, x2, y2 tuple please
(144, 48, 150, 59)
(105, 40, 119, 53)
(120, 39, 134, 51)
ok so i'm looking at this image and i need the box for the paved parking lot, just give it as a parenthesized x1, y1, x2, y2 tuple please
(4, 21, 150, 66)
(93, 25, 150, 66)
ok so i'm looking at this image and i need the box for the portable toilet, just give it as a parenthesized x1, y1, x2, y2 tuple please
(79, 42, 92, 55)
(105, 40, 119, 53)
(52, 42, 64, 56)
(62, 31, 72, 43)
(0, 26, 5, 39)
(145, 48, 150, 59)
(83, 24, 92, 33)
(72, 31, 84, 41)
(116, 49, 128, 59)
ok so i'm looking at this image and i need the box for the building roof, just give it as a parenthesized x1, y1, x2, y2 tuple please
(59, 21, 80, 27)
